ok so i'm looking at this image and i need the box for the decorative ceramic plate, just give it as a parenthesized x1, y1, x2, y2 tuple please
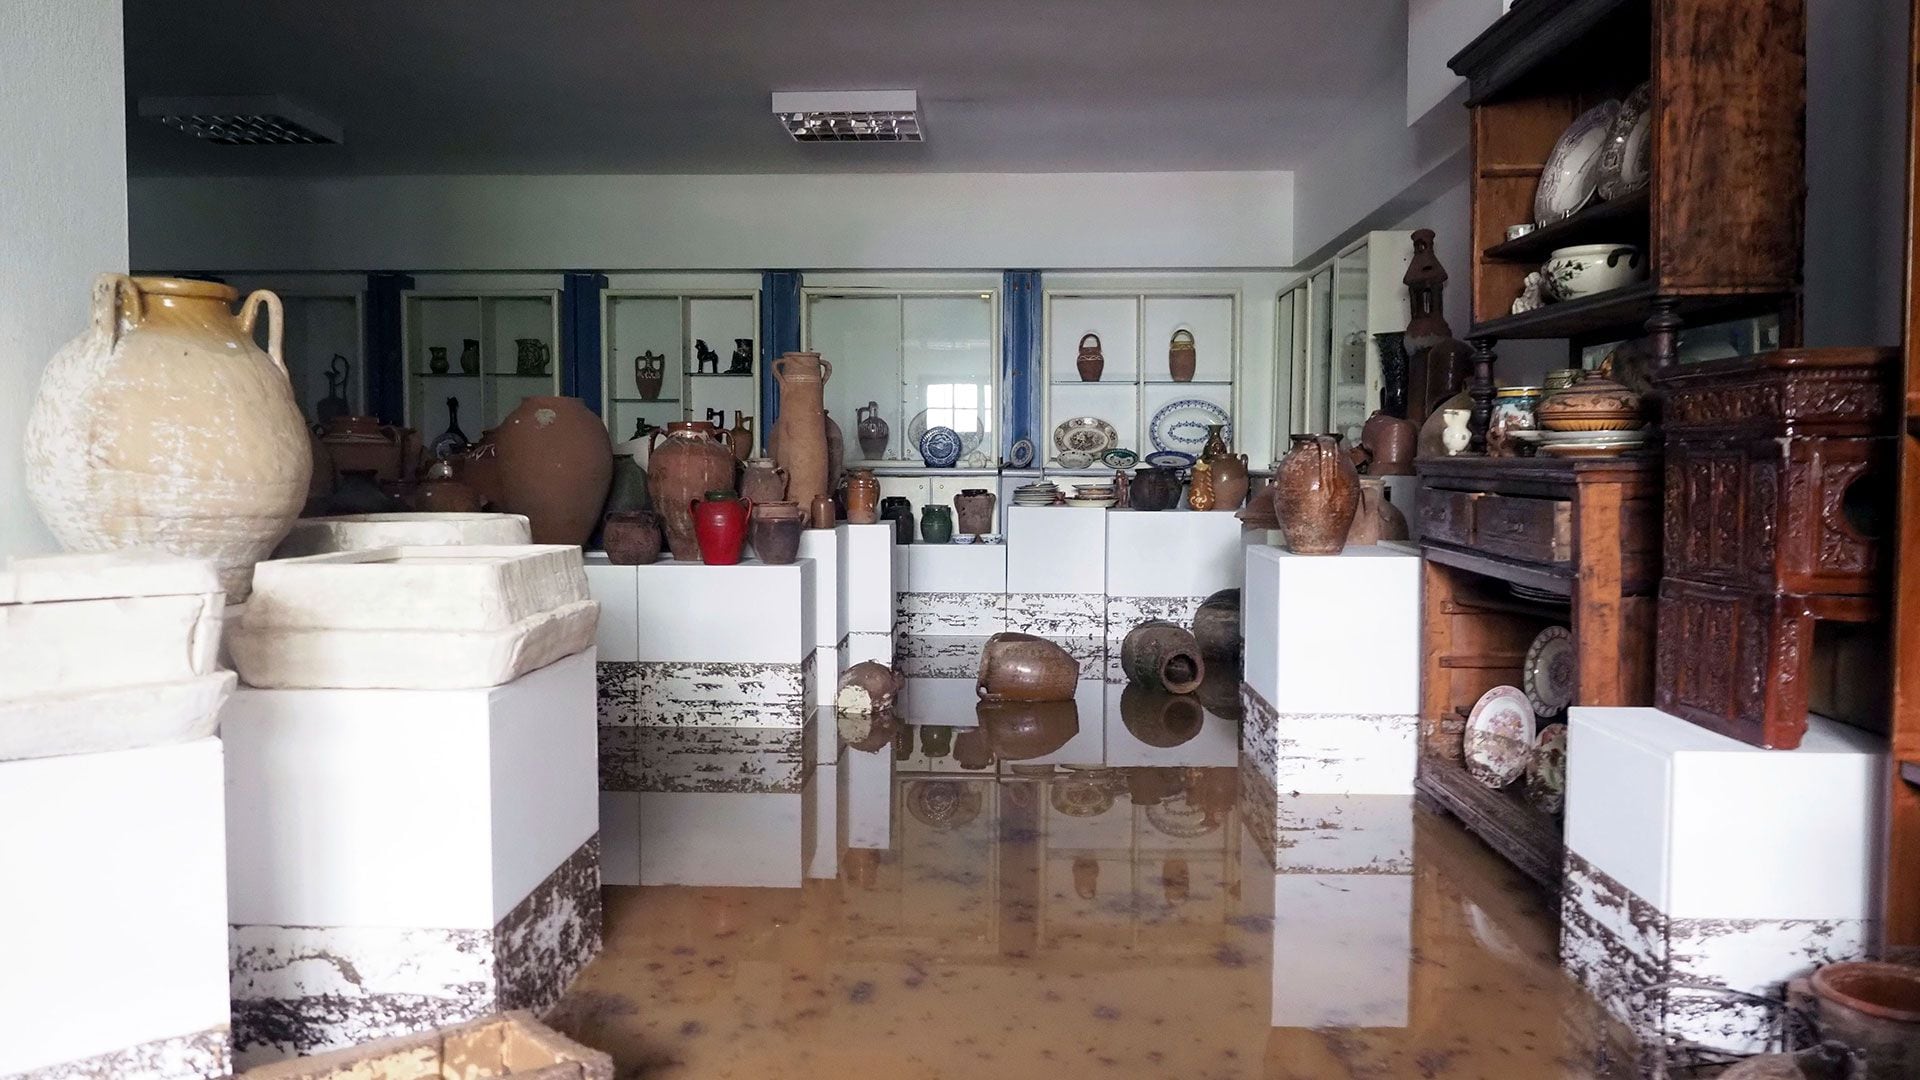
(1009, 438, 1036, 468)
(1522, 626, 1576, 716)
(1144, 450, 1196, 468)
(1534, 100, 1621, 224)
(1052, 451, 1094, 469)
(1148, 398, 1231, 454)
(1100, 448, 1139, 469)
(1509, 582, 1568, 604)
(1525, 724, 1570, 815)
(906, 410, 984, 456)
(1597, 83, 1652, 202)
(918, 426, 963, 468)
(1053, 416, 1119, 456)
(1463, 684, 1536, 789)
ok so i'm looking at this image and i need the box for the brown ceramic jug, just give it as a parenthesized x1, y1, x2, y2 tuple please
(845, 469, 881, 524)
(1359, 411, 1417, 475)
(772, 352, 832, 509)
(1208, 453, 1249, 511)
(490, 395, 613, 545)
(953, 488, 997, 535)
(977, 632, 1080, 702)
(647, 420, 736, 560)
(727, 411, 755, 461)
(855, 402, 889, 459)
(1276, 434, 1360, 555)
(740, 457, 788, 504)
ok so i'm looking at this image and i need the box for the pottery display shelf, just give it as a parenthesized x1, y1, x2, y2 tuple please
(0, 738, 231, 1080)
(1562, 707, 1882, 1057)
(221, 650, 601, 1067)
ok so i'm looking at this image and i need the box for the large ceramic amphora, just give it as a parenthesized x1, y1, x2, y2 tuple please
(1275, 433, 1360, 555)
(493, 396, 612, 545)
(770, 352, 832, 510)
(24, 275, 310, 599)
(647, 420, 736, 560)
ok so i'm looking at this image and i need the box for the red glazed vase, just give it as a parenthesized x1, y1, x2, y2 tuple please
(690, 492, 751, 565)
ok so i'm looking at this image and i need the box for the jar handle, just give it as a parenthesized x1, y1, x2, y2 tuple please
(238, 289, 290, 380)
(91, 273, 142, 347)
(1318, 436, 1335, 491)
(1079, 333, 1100, 351)
(819, 359, 833, 384)
(772, 356, 790, 385)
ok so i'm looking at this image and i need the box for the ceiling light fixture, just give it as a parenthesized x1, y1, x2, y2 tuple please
(138, 95, 343, 146)
(771, 90, 922, 142)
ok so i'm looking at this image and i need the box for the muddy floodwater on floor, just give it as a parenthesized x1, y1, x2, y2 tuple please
(552, 673, 1629, 1079)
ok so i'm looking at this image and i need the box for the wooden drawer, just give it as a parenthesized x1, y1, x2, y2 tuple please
(1473, 493, 1572, 563)
(1418, 489, 1480, 546)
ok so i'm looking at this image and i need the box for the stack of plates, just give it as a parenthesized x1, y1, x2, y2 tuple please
(1531, 429, 1654, 458)
(1013, 482, 1062, 506)
(1066, 483, 1117, 509)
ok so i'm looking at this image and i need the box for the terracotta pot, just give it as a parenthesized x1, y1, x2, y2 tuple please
(492, 396, 612, 545)
(920, 505, 953, 544)
(976, 699, 1080, 760)
(1804, 962, 1920, 1079)
(740, 458, 788, 504)
(1208, 453, 1249, 510)
(881, 496, 914, 545)
(1187, 461, 1216, 511)
(836, 660, 903, 714)
(1168, 328, 1197, 382)
(845, 469, 881, 524)
(647, 420, 736, 560)
(1121, 620, 1205, 694)
(726, 411, 755, 461)
(1131, 466, 1184, 512)
(24, 275, 310, 599)
(603, 510, 664, 565)
(691, 492, 750, 565)
(1276, 433, 1360, 555)
(749, 502, 804, 565)
(320, 416, 405, 481)
(953, 488, 996, 535)
(1347, 477, 1411, 547)
(771, 352, 832, 509)
(855, 401, 889, 459)
(976, 632, 1081, 702)
(1076, 333, 1105, 382)
(412, 461, 482, 513)
(1360, 411, 1417, 475)
(1191, 588, 1241, 660)
(1119, 685, 1206, 747)
(810, 494, 836, 530)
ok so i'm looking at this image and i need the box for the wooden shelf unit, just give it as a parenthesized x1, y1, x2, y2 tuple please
(1415, 455, 1661, 889)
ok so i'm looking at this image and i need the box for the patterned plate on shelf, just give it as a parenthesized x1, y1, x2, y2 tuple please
(1597, 83, 1652, 202)
(1009, 438, 1036, 468)
(1463, 684, 1536, 789)
(1053, 416, 1119, 456)
(918, 426, 963, 468)
(1525, 724, 1569, 815)
(906, 410, 984, 457)
(1522, 626, 1576, 716)
(1144, 450, 1195, 469)
(1148, 398, 1231, 454)
(1534, 100, 1621, 224)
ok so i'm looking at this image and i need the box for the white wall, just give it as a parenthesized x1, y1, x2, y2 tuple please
(130, 171, 1294, 273)
(0, 0, 129, 556)
(1406, 0, 1507, 124)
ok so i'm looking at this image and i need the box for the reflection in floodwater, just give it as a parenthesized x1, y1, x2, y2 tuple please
(553, 670, 1630, 1078)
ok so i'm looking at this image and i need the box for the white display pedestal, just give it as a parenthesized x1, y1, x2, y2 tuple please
(0, 739, 231, 1080)
(220, 651, 601, 1066)
(897, 543, 1007, 639)
(1240, 545, 1420, 796)
(1104, 510, 1246, 679)
(1561, 707, 1883, 1055)
(1006, 507, 1107, 666)
(839, 523, 895, 668)
(799, 529, 843, 767)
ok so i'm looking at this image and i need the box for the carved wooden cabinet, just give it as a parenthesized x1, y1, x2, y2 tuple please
(1654, 347, 1898, 748)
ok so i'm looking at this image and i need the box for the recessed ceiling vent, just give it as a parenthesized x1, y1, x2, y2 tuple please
(772, 90, 922, 142)
(138, 95, 343, 145)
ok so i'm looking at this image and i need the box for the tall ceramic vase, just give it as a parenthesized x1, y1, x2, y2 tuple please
(1275, 434, 1360, 555)
(493, 396, 613, 545)
(24, 275, 311, 599)
(771, 352, 833, 511)
(647, 420, 736, 560)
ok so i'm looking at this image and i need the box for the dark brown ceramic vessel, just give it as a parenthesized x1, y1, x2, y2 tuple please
(1190, 588, 1242, 660)
(976, 632, 1080, 702)
(602, 510, 664, 565)
(1121, 620, 1205, 694)
(1276, 433, 1360, 555)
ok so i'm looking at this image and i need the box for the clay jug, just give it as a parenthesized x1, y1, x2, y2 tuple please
(810, 494, 836, 530)
(1168, 328, 1197, 382)
(691, 491, 750, 565)
(771, 352, 832, 509)
(856, 401, 889, 459)
(647, 420, 736, 560)
(1200, 424, 1229, 461)
(1347, 477, 1411, 547)
(749, 501, 805, 565)
(634, 351, 666, 401)
(977, 632, 1080, 702)
(1359, 410, 1417, 475)
(1187, 460, 1216, 511)
(603, 510, 663, 565)
(1076, 333, 1105, 382)
(1121, 621, 1205, 694)
(953, 489, 996, 535)
(740, 457, 789, 505)
(845, 469, 881, 524)
(24, 275, 310, 599)
(1209, 453, 1249, 511)
(727, 411, 755, 461)
(1276, 434, 1360, 555)
(492, 396, 612, 545)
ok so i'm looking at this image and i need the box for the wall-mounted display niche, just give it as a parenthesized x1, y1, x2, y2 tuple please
(802, 289, 998, 466)
(239, 286, 365, 424)
(601, 291, 760, 446)
(1279, 230, 1413, 446)
(402, 290, 560, 438)
(1043, 290, 1238, 469)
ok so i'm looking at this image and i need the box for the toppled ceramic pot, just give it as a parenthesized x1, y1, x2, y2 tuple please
(1121, 620, 1205, 694)
(1536, 369, 1645, 431)
(976, 632, 1080, 702)
(1191, 588, 1241, 660)
(976, 699, 1080, 761)
(602, 510, 664, 565)
(836, 660, 902, 714)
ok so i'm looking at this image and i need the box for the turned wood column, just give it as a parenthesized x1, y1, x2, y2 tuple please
(1467, 337, 1497, 452)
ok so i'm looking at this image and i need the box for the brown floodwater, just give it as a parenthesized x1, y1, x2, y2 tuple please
(552, 704, 1632, 1079)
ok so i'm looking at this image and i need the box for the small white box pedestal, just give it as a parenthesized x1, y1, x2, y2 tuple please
(220, 652, 601, 1065)
(839, 523, 895, 668)
(0, 739, 231, 1080)
(897, 543, 1007, 644)
(1239, 546, 1419, 797)
(1562, 707, 1883, 1054)
(1006, 507, 1106, 655)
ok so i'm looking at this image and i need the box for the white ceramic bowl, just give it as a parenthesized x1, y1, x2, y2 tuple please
(1543, 244, 1645, 300)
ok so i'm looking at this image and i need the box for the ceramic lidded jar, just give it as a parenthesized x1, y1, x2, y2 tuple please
(691, 491, 750, 565)
(1275, 433, 1360, 555)
(771, 352, 832, 510)
(23, 275, 311, 600)
(845, 469, 881, 524)
(647, 420, 736, 560)
(953, 488, 996, 536)
(740, 457, 788, 505)
(493, 396, 613, 545)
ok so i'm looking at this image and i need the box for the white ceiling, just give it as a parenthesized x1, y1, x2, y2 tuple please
(123, 0, 1406, 177)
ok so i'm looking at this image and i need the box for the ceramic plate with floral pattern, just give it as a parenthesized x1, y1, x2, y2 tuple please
(1148, 398, 1231, 454)
(1009, 437, 1036, 468)
(1464, 684, 1536, 789)
(1522, 626, 1576, 716)
(1597, 83, 1652, 202)
(1533, 100, 1621, 224)
(1053, 416, 1118, 456)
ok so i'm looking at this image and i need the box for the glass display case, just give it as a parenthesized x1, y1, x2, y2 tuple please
(601, 290, 760, 445)
(402, 290, 560, 436)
